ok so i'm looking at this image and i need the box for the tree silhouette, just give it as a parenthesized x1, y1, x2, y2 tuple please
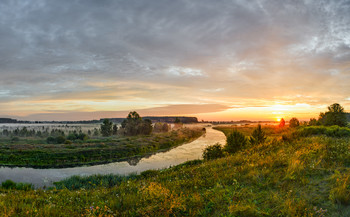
(279, 118, 285, 128)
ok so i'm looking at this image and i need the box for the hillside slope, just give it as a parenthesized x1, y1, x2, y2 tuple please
(1, 126, 350, 216)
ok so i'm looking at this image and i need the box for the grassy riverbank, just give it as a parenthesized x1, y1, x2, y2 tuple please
(0, 127, 205, 168)
(1, 125, 350, 216)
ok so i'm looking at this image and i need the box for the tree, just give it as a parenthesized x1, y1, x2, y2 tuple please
(308, 118, 318, 126)
(112, 124, 118, 135)
(122, 111, 153, 136)
(203, 143, 224, 160)
(318, 103, 347, 127)
(101, 119, 113, 137)
(289, 117, 300, 128)
(279, 118, 285, 128)
(224, 130, 247, 154)
(250, 124, 266, 145)
(154, 122, 169, 133)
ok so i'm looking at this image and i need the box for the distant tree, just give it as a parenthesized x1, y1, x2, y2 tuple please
(93, 128, 100, 136)
(101, 119, 113, 137)
(308, 118, 318, 126)
(289, 117, 300, 128)
(154, 122, 170, 133)
(112, 124, 118, 135)
(141, 119, 153, 135)
(250, 124, 266, 145)
(122, 112, 152, 136)
(224, 130, 247, 154)
(279, 118, 285, 128)
(174, 117, 181, 123)
(318, 103, 347, 127)
(203, 143, 224, 160)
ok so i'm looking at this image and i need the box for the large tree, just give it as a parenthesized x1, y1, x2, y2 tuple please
(318, 103, 347, 127)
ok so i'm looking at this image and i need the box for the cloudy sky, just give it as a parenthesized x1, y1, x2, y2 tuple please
(0, 0, 349, 121)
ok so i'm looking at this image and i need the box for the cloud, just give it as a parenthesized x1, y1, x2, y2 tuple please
(0, 0, 349, 120)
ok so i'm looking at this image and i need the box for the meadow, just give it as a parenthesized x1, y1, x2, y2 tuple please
(1, 125, 349, 216)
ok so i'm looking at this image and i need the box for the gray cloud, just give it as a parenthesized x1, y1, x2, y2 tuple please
(0, 0, 349, 119)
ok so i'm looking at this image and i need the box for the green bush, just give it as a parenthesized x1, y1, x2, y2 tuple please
(56, 135, 66, 144)
(203, 143, 224, 160)
(250, 124, 266, 145)
(224, 131, 248, 154)
(1, 180, 33, 190)
(297, 126, 350, 137)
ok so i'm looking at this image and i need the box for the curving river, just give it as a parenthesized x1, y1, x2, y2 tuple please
(0, 127, 226, 188)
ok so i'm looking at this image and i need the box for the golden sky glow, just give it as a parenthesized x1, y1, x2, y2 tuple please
(0, 1, 349, 121)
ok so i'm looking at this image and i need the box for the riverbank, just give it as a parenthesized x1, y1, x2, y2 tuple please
(1, 125, 349, 216)
(0, 127, 205, 168)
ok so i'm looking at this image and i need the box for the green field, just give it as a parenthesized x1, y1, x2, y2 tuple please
(1, 125, 350, 216)
(0, 127, 204, 168)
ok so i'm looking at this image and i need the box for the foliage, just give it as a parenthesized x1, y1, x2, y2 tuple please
(122, 111, 153, 136)
(174, 117, 181, 123)
(296, 126, 350, 138)
(100, 119, 113, 137)
(1, 126, 350, 216)
(224, 130, 247, 154)
(318, 103, 348, 127)
(250, 124, 267, 145)
(289, 117, 300, 128)
(279, 118, 285, 127)
(1, 180, 33, 191)
(112, 124, 118, 135)
(54, 174, 136, 190)
(308, 118, 318, 126)
(153, 122, 170, 133)
(202, 143, 224, 160)
(46, 135, 66, 144)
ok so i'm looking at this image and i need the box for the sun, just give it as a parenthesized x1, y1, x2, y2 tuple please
(276, 118, 281, 122)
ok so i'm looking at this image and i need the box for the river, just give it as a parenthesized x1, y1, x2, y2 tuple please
(0, 127, 226, 188)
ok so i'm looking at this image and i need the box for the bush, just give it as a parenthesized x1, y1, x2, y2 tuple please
(56, 135, 66, 144)
(224, 131, 248, 154)
(1, 180, 33, 190)
(203, 143, 224, 160)
(289, 117, 300, 128)
(250, 124, 266, 145)
(46, 136, 56, 144)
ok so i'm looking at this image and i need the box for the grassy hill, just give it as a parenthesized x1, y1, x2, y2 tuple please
(1, 125, 350, 216)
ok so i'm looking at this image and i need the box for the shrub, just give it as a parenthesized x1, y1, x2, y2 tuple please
(250, 124, 266, 145)
(289, 117, 300, 128)
(224, 131, 248, 154)
(203, 143, 224, 160)
(1, 180, 16, 189)
(56, 135, 66, 144)
(46, 136, 56, 144)
(1, 180, 33, 190)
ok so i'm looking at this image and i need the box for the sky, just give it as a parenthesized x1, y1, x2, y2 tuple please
(0, 0, 349, 121)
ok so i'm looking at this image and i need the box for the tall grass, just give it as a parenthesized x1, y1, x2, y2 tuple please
(0, 126, 349, 216)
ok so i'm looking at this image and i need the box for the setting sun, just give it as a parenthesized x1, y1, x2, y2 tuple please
(276, 118, 281, 122)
